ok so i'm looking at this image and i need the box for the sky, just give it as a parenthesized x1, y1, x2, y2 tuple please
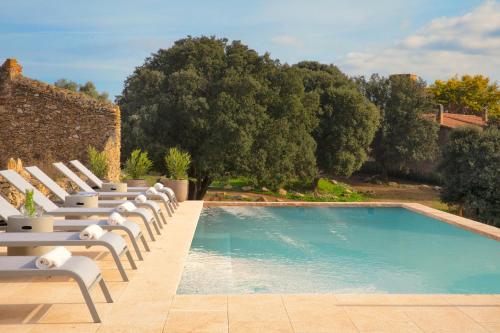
(1, 0, 499, 99)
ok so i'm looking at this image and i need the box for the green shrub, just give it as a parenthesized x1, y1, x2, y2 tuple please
(23, 189, 37, 217)
(87, 146, 108, 179)
(165, 148, 191, 180)
(125, 149, 153, 179)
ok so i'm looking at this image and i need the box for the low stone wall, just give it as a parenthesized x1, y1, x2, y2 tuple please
(0, 58, 121, 181)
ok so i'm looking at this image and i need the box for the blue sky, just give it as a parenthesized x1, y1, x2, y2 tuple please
(1, 0, 498, 99)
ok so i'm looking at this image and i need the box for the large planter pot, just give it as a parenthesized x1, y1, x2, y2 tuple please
(126, 179, 149, 187)
(102, 182, 128, 192)
(102, 182, 128, 200)
(64, 193, 99, 220)
(7, 215, 54, 256)
(164, 179, 189, 202)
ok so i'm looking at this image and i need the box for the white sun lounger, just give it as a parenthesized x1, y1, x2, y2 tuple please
(70, 159, 179, 209)
(0, 195, 149, 260)
(0, 169, 160, 241)
(54, 162, 174, 217)
(0, 231, 136, 282)
(0, 255, 112, 322)
(25, 165, 167, 227)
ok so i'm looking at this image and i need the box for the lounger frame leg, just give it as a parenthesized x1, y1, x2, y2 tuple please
(166, 203, 174, 217)
(76, 278, 101, 323)
(140, 234, 150, 252)
(107, 246, 129, 281)
(151, 209, 164, 230)
(131, 235, 144, 260)
(121, 228, 143, 260)
(159, 210, 168, 225)
(124, 248, 137, 270)
(98, 278, 113, 303)
(143, 219, 156, 241)
(151, 217, 161, 235)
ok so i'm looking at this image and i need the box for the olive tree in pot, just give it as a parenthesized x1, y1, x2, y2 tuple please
(87, 145, 109, 181)
(7, 189, 54, 256)
(125, 149, 153, 187)
(89, 145, 128, 193)
(164, 148, 191, 202)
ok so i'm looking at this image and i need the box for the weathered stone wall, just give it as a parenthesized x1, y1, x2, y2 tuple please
(0, 58, 121, 181)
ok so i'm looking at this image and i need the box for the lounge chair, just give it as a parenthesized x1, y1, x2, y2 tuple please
(0, 195, 149, 260)
(0, 170, 160, 241)
(0, 255, 112, 322)
(70, 159, 179, 209)
(53, 162, 175, 217)
(25, 165, 167, 226)
(0, 231, 136, 282)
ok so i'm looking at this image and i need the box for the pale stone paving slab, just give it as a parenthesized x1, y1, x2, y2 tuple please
(1, 201, 499, 332)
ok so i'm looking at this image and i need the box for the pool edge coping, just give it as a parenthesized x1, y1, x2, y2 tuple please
(203, 201, 500, 241)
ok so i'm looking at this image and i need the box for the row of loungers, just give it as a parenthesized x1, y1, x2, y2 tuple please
(0, 160, 179, 323)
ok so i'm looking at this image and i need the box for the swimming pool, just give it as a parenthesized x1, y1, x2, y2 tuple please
(177, 206, 500, 294)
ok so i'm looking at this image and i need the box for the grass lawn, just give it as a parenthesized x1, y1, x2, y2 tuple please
(207, 175, 450, 212)
(209, 177, 364, 202)
(140, 173, 449, 212)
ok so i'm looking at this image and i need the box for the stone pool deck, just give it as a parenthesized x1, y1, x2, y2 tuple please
(0, 201, 499, 332)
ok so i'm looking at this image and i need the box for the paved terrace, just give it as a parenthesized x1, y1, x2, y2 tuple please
(0, 201, 499, 333)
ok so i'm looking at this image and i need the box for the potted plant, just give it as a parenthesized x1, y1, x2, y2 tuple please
(124, 149, 153, 187)
(164, 148, 191, 202)
(87, 145, 109, 181)
(89, 145, 128, 194)
(7, 189, 54, 256)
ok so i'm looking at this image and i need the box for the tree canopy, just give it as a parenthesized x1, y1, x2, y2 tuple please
(296, 62, 380, 178)
(440, 126, 500, 226)
(54, 79, 109, 102)
(429, 75, 500, 117)
(357, 74, 439, 176)
(118, 36, 319, 198)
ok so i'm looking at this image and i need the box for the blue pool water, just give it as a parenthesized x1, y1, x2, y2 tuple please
(177, 207, 500, 294)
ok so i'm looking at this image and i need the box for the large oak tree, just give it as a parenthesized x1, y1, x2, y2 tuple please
(118, 36, 319, 198)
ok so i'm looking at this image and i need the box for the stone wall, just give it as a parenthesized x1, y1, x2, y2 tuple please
(0, 58, 121, 181)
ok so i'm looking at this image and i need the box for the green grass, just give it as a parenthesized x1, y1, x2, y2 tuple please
(282, 179, 364, 202)
(210, 177, 253, 188)
(210, 177, 364, 202)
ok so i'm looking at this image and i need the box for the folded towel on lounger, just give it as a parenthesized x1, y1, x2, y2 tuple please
(115, 201, 137, 213)
(134, 194, 147, 204)
(79, 224, 105, 240)
(36, 246, 72, 269)
(107, 212, 126, 225)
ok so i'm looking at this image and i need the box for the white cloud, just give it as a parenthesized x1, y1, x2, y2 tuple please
(270, 35, 304, 48)
(340, 0, 500, 82)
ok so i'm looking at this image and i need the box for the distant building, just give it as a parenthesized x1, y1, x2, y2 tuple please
(416, 106, 488, 176)
(390, 73, 418, 81)
(431, 105, 487, 145)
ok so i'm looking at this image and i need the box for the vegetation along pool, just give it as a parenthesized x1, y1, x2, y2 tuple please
(178, 207, 500, 294)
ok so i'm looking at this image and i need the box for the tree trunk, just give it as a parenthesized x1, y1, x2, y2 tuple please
(195, 176, 212, 200)
(311, 176, 321, 192)
(188, 180, 198, 200)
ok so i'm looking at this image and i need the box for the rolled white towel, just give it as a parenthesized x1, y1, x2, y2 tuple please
(146, 187, 159, 195)
(115, 201, 137, 213)
(154, 182, 164, 191)
(79, 224, 106, 240)
(36, 246, 72, 269)
(135, 194, 147, 204)
(107, 212, 126, 225)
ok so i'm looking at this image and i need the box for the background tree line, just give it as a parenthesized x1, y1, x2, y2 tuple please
(54, 79, 109, 102)
(118, 36, 499, 226)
